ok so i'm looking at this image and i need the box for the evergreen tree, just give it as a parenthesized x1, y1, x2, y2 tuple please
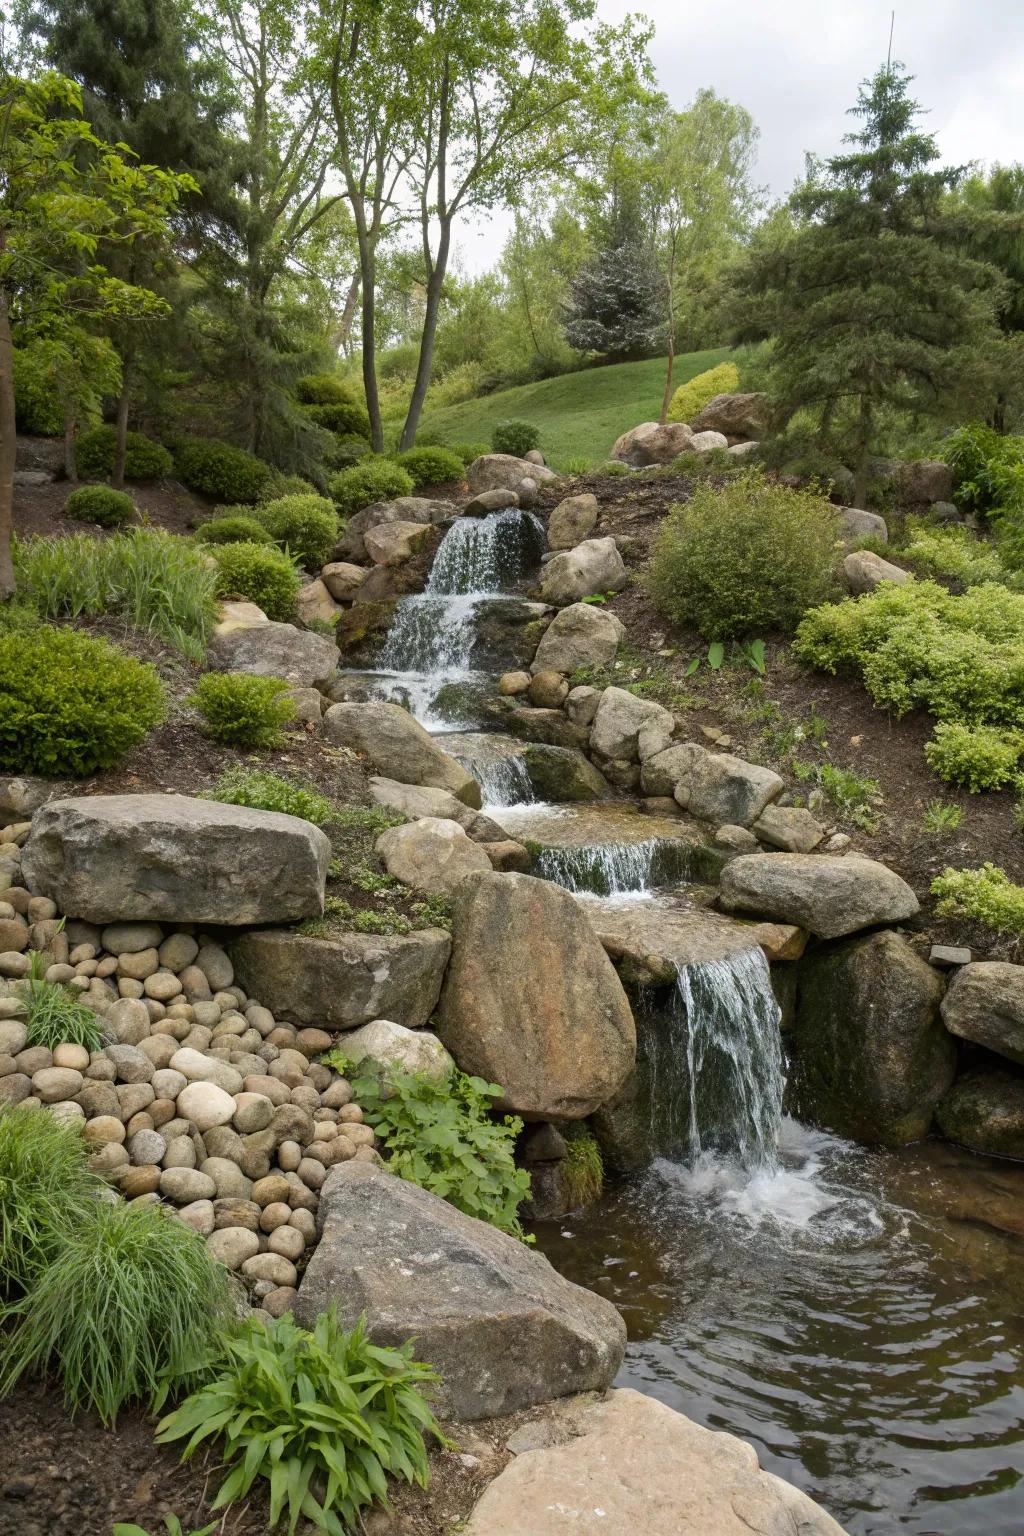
(562, 236, 665, 363)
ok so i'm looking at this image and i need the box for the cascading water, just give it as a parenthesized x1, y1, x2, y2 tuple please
(457, 749, 534, 808)
(536, 839, 670, 896)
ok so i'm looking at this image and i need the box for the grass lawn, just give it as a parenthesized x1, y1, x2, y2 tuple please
(416, 347, 740, 469)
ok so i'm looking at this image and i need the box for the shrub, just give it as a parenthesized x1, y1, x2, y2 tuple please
(328, 459, 414, 519)
(191, 672, 295, 747)
(194, 514, 275, 546)
(13, 346, 63, 435)
(931, 862, 1024, 936)
(0, 626, 165, 775)
(294, 373, 359, 407)
(74, 425, 173, 482)
(0, 1199, 235, 1424)
(491, 419, 539, 458)
(900, 523, 1009, 588)
(207, 767, 333, 824)
(666, 361, 740, 424)
(647, 471, 838, 640)
(259, 472, 317, 502)
(924, 722, 1024, 791)
(211, 540, 300, 621)
(252, 493, 338, 569)
(174, 438, 272, 504)
(394, 445, 464, 489)
(302, 399, 372, 439)
(0, 1105, 101, 1293)
(156, 1310, 442, 1536)
(450, 440, 490, 467)
(64, 485, 135, 528)
(323, 432, 372, 471)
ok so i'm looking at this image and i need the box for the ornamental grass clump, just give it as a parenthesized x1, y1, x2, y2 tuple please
(0, 1104, 102, 1294)
(21, 949, 104, 1050)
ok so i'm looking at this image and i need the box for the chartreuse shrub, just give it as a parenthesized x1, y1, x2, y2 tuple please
(647, 471, 838, 640)
(931, 862, 1024, 936)
(211, 540, 300, 621)
(0, 1105, 102, 1294)
(666, 360, 740, 424)
(64, 484, 136, 527)
(899, 522, 1010, 588)
(252, 493, 338, 569)
(0, 627, 165, 775)
(194, 514, 274, 546)
(394, 445, 464, 489)
(207, 767, 333, 825)
(174, 438, 272, 504)
(924, 722, 1024, 791)
(0, 1199, 235, 1425)
(156, 1310, 443, 1536)
(328, 459, 414, 519)
(491, 418, 539, 458)
(190, 673, 296, 748)
(74, 425, 173, 482)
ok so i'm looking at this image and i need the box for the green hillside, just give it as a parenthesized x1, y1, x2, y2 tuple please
(419, 347, 737, 468)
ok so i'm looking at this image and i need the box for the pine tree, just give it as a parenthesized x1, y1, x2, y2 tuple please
(562, 237, 666, 363)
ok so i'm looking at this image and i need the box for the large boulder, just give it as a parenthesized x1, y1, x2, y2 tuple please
(940, 961, 1024, 1065)
(363, 520, 432, 566)
(836, 506, 888, 546)
(611, 421, 693, 467)
(842, 550, 910, 595)
(367, 776, 476, 828)
(231, 928, 451, 1029)
(375, 817, 492, 895)
(679, 751, 784, 828)
(719, 853, 919, 938)
(23, 796, 330, 925)
(334, 498, 454, 562)
(338, 1018, 454, 1082)
(589, 686, 674, 763)
(522, 745, 610, 802)
(538, 538, 627, 606)
(691, 392, 769, 440)
(881, 458, 954, 505)
(320, 561, 367, 602)
(793, 931, 952, 1145)
(546, 493, 599, 550)
(207, 620, 338, 686)
(462, 1388, 846, 1536)
(323, 702, 481, 807)
(587, 901, 770, 988)
(936, 1069, 1024, 1160)
(435, 872, 636, 1118)
(466, 454, 558, 495)
(294, 1162, 626, 1419)
(530, 602, 625, 675)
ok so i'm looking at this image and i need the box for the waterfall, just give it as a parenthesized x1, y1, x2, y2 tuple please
(535, 839, 693, 897)
(455, 749, 534, 808)
(427, 506, 545, 596)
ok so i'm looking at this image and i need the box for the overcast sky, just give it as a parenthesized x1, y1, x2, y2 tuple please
(455, 0, 1024, 272)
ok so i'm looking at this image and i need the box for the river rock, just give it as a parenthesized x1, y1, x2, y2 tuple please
(232, 928, 451, 1029)
(462, 1388, 846, 1536)
(177, 1081, 237, 1133)
(538, 538, 627, 606)
(546, 494, 599, 551)
(720, 853, 919, 939)
(294, 1162, 625, 1419)
(530, 603, 624, 675)
(751, 804, 825, 852)
(465, 487, 518, 516)
(793, 931, 953, 1145)
(611, 421, 694, 466)
(691, 392, 769, 439)
(207, 619, 338, 686)
(690, 429, 729, 452)
(466, 454, 558, 495)
(375, 817, 492, 895)
(940, 961, 1024, 1065)
(436, 872, 635, 1118)
(589, 687, 674, 764)
(836, 507, 888, 546)
(522, 745, 610, 802)
(323, 702, 481, 807)
(936, 1069, 1024, 1160)
(842, 550, 910, 594)
(23, 796, 330, 926)
(367, 776, 475, 828)
(339, 1019, 454, 1082)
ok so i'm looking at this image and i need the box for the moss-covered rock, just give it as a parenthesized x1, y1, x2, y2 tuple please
(333, 598, 398, 662)
(936, 1068, 1024, 1160)
(523, 745, 610, 802)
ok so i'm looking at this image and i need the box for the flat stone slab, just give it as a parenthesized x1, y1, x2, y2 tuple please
(583, 896, 800, 986)
(207, 619, 338, 686)
(720, 853, 919, 939)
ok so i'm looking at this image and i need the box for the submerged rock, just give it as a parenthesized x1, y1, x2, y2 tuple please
(720, 853, 919, 938)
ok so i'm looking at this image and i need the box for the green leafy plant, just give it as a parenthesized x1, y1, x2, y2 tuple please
(194, 514, 275, 546)
(924, 721, 1024, 791)
(491, 419, 540, 458)
(156, 1310, 443, 1536)
(0, 626, 165, 775)
(64, 484, 136, 527)
(294, 373, 362, 407)
(113, 1518, 216, 1536)
(931, 862, 1024, 936)
(253, 494, 339, 570)
(394, 445, 464, 489)
(174, 438, 272, 504)
(665, 360, 740, 424)
(560, 1131, 604, 1208)
(211, 540, 300, 621)
(0, 1104, 102, 1294)
(328, 460, 415, 519)
(900, 523, 1009, 588)
(922, 800, 963, 834)
(190, 672, 296, 748)
(206, 767, 333, 825)
(20, 949, 104, 1050)
(74, 425, 173, 482)
(302, 400, 372, 439)
(330, 805, 407, 834)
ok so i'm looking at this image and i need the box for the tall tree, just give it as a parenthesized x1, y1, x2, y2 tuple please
(562, 235, 665, 363)
(954, 164, 1024, 429)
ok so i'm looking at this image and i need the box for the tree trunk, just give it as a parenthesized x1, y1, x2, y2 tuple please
(358, 237, 384, 453)
(0, 284, 17, 599)
(332, 274, 361, 356)
(63, 407, 78, 482)
(852, 393, 873, 506)
(111, 360, 131, 489)
(400, 224, 452, 452)
(658, 240, 677, 426)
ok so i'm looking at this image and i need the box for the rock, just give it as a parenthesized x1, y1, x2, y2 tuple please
(323, 702, 481, 807)
(436, 873, 635, 1118)
(546, 494, 599, 551)
(206, 1226, 260, 1270)
(207, 619, 338, 686)
(589, 687, 673, 764)
(522, 745, 610, 803)
(320, 561, 367, 602)
(689, 429, 729, 452)
(214, 599, 268, 633)
(461, 1388, 845, 1536)
(505, 708, 589, 750)
(170, 1047, 242, 1094)
(842, 550, 910, 595)
(538, 538, 627, 606)
(376, 818, 491, 895)
(367, 776, 474, 828)
(364, 520, 431, 566)
(23, 795, 330, 926)
(611, 421, 694, 467)
(530, 603, 624, 676)
(102, 922, 164, 955)
(564, 686, 601, 727)
(340, 1019, 454, 1082)
(679, 751, 784, 828)
(751, 804, 825, 853)
(691, 392, 769, 439)
(930, 944, 972, 968)
(527, 670, 568, 708)
(792, 931, 953, 1146)
(727, 439, 760, 459)
(241, 1252, 298, 1288)
(587, 901, 772, 987)
(465, 487, 519, 516)
(720, 853, 919, 939)
(891, 458, 954, 505)
(232, 928, 451, 1030)
(32, 1066, 84, 1103)
(837, 506, 888, 546)
(177, 1081, 237, 1133)
(160, 1166, 217, 1203)
(294, 1162, 625, 1419)
(936, 1069, 1024, 1160)
(294, 580, 340, 630)
(0, 776, 57, 825)
(941, 962, 1024, 1065)
(466, 454, 557, 495)
(498, 671, 531, 696)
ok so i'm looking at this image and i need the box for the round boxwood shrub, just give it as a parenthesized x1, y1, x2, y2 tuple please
(253, 493, 338, 569)
(194, 514, 275, 546)
(258, 472, 317, 502)
(647, 470, 839, 640)
(74, 425, 173, 482)
(211, 541, 300, 621)
(303, 400, 372, 440)
(295, 373, 358, 406)
(328, 459, 415, 520)
(323, 433, 372, 471)
(174, 438, 272, 504)
(0, 626, 166, 775)
(666, 361, 740, 425)
(492, 419, 540, 458)
(64, 485, 136, 528)
(395, 445, 465, 489)
(190, 672, 296, 747)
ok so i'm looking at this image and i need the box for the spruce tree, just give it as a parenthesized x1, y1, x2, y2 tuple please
(563, 236, 666, 363)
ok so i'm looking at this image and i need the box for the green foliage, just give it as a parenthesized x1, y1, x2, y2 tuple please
(931, 862, 1024, 936)
(817, 762, 881, 830)
(940, 425, 1024, 569)
(194, 515, 275, 546)
(0, 1199, 235, 1426)
(330, 805, 407, 834)
(260, 473, 319, 503)
(207, 767, 333, 825)
(211, 541, 300, 621)
(560, 1131, 604, 1208)
(303, 400, 372, 439)
(0, 1105, 101, 1294)
(328, 460, 415, 519)
(64, 485, 136, 528)
(190, 672, 296, 748)
(924, 722, 1024, 791)
(114, 1518, 216, 1536)
(922, 800, 963, 834)
(900, 523, 1009, 587)
(0, 626, 165, 775)
(21, 955, 104, 1051)
(666, 360, 740, 423)
(324, 433, 374, 471)
(13, 345, 64, 435)
(337, 1065, 531, 1240)
(648, 471, 838, 639)
(13, 530, 218, 659)
(450, 440, 490, 466)
(252, 494, 338, 570)
(394, 446, 465, 488)
(491, 419, 540, 457)
(295, 374, 361, 407)
(74, 425, 173, 482)
(174, 438, 272, 504)
(156, 1309, 442, 1536)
